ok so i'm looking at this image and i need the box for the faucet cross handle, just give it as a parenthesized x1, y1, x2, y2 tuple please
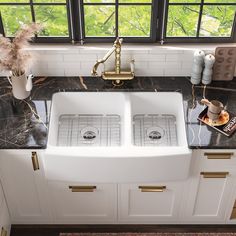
(114, 37, 123, 46)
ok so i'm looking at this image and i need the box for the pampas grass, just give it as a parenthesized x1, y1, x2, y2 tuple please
(0, 23, 42, 76)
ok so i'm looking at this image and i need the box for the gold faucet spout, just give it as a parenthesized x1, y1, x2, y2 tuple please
(91, 37, 134, 85)
(91, 59, 102, 76)
(91, 43, 117, 76)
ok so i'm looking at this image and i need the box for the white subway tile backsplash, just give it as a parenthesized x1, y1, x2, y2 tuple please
(20, 44, 236, 77)
(48, 62, 80, 69)
(150, 48, 184, 54)
(64, 68, 81, 76)
(136, 68, 164, 76)
(164, 69, 188, 76)
(46, 68, 65, 76)
(134, 54, 165, 62)
(64, 54, 97, 62)
(149, 62, 182, 69)
(37, 54, 63, 62)
(166, 54, 193, 62)
(31, 68, 47, 76)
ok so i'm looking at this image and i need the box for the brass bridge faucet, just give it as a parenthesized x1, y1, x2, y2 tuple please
(91, 37, 135, 86)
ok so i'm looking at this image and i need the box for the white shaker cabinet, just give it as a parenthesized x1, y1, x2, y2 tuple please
(48, 181, 117, 224)
(0, 150, 52, 224)
(0, 180, 11, 236)
(182, 150, 236, 223)
(118, 182, 184, 223)
(0, 199, 11, 236)
(0, 181, 4, 210)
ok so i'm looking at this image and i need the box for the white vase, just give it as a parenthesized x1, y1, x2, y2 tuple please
(7, 73, 33, 100)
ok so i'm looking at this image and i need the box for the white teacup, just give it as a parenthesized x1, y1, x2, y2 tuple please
(201, 99, 224, 121)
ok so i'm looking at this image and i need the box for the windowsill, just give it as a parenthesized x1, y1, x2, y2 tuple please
(25, 42, 236, 52)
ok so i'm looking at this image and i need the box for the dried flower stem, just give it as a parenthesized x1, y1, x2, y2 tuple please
(0, 23, 42, 76)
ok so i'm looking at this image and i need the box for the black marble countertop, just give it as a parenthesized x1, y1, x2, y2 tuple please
(0, 76, 236, 149)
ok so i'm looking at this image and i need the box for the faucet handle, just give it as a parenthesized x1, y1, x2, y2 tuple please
(130, 59, 135, 74)
(114, 37, 123, 46)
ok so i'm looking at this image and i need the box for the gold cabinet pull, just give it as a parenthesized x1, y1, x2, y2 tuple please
(204, 152, 233, 159)
(31, 152, 40, 171)
(230, 200, 236, 220)
(138, 186, 166, 192)
(200, 172, 229, 178)
(69, 186, 96, 192)
(1, 227, 7, 236)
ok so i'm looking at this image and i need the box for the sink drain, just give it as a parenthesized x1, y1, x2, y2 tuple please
(146, 127, 165, 141)
(81, 127, 99, 140)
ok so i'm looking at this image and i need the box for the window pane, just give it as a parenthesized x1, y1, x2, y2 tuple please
(204, 0, 236, 3)
(0, 0, 28, 2)
(119, 0, 152, 3)
(166, 5, 200, 37)
(119, 5, 151, 36)
(84, 5, 115, 37)
(83, 0, 115, 3)
(34, 5, 69, 36)
(0, 5, 31, 36)
(33, 0, 66, 3)
(200, 5, 236, 37)
(169, 0, 200, 3)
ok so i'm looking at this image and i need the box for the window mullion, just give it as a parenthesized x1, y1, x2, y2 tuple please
(159, 0, 167, 44)
(0, 12, 5, 36)
(29, 0, 36, 23)
(68, 0, 75, 44)
(232, 12, 236, 41)
(69, 0, 83, 44)
(196, 0, 204, 38)
(116, 0, 118, 37)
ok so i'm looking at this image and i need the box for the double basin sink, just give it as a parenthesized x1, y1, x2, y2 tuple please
(44, 92, 192, 183)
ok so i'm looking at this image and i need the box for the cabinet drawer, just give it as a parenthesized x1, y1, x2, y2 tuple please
(183, 166, 236, 223)
(48, 181, 117, 224)
(0, 183, 4, 210)
(195, 150, 236, 169)
(118, 182, 184, 223)
(0, 200, 11, 236)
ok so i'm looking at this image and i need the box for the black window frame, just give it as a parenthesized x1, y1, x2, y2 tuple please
(0, 0, 72, 43)
(163, 0, 236, 44)
(79, 0, 159, 43)
(0, 0, 235, 44)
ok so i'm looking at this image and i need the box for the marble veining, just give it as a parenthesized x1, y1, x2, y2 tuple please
(0, 76, 235, 149)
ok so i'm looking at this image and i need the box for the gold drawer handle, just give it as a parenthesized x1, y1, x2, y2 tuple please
(31, 152, 40, 171)
(230, 200, 236, 220)
(204, 152, 233, 159)
(138, 186, 166, 192)
(69, 186, 96, 192)
(200, 172, 229, 178)
(1, 227, 7, 236)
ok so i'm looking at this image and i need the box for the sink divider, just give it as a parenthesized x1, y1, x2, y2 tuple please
(123, 94, 132, 147)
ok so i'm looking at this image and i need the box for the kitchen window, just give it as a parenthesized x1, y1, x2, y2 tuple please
(165, 0, 236, 43)
(80, 0, 159, 43)
(0, 0, 71, 43)
(0, 0, 235, 43)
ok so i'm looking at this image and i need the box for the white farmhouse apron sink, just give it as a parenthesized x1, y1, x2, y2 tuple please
(44, 92, 192, 183)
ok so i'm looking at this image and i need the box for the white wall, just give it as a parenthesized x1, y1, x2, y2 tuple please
(1, 43, 236, 77)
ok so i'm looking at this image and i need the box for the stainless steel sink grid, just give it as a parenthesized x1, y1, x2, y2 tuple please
(57, 114, 121, 146)
(133, 114, 178, 146)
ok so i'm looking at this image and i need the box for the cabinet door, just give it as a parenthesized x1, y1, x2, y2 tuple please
(183, 170, 235, 223)
(0, 199, 11, 236)
(225, 180, 236, 224)
(0, 182, 4, 210)
(48, 181, 117, 224)
(0, 150, 52, 224)
(118, 182, 184, 223)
